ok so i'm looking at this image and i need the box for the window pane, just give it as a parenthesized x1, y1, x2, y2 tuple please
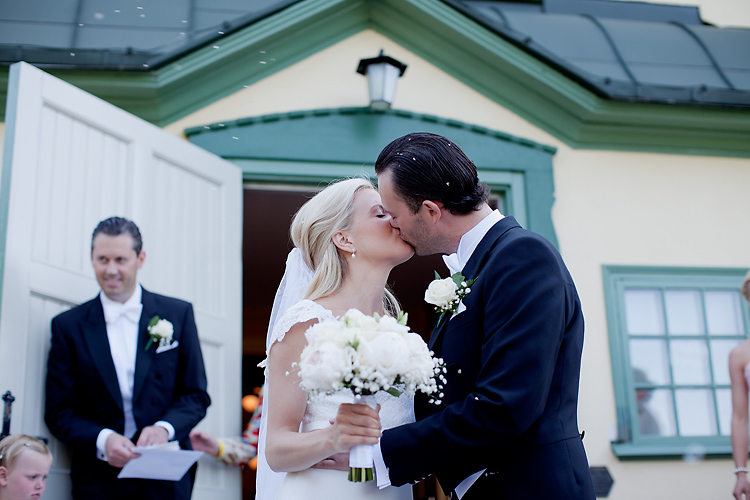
(711, 339, 743, 386)
(664, 290, 704, 336)
(641, 388, 677, 437)
(630, 339, 670, 385)
(635, 386, 662, 436)
(625, 289, 665, 335)
(705, 291, 743, 335)
(716, 388, 732, 436)
(675, 389, 717, 436)
(671, 340, 711, 385)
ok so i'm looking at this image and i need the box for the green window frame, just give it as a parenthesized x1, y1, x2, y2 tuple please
(603, 265, 750, 459)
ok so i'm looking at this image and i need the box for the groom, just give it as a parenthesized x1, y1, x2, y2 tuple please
(373, 133, 595, 499)
(45, 217, 210, 499)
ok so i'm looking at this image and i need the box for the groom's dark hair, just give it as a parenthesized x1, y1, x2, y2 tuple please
(91, 217, 143, 255)
(374, 132, 488, 215)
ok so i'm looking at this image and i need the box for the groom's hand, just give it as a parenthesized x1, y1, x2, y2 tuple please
(331, 403, 382, 452)
(312, 452, 349, 471)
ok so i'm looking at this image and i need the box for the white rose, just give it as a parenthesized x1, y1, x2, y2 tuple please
(343, 308, 367, 326)
(298, 341, 349, 392)
(343, 309, 382, 341)
(403, 332, 435, 376)
(358, 332, 410, 378)
(377, 315, 410, 335)
(343, 308, 376, 328)
(150, 319, 173, 342)
(424, 278, 458, 308)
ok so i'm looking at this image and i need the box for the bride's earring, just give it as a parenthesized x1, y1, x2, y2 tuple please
(351, 250, 356, 259)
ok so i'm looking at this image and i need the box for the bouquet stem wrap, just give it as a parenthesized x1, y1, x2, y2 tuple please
(348, 395, 377, 482)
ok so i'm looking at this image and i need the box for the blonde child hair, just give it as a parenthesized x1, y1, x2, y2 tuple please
(0, 434, 52, 499)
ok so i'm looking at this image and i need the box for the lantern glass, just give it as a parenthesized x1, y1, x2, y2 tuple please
(367, 62, 402, 110)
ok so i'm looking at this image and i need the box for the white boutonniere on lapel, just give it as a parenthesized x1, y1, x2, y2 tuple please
(424, 271, 476, 328)
(145, 316, 179, 353)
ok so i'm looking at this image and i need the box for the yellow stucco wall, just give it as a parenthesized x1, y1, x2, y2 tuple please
(556, 150, 749, 499)
(167, 29, 748, 499)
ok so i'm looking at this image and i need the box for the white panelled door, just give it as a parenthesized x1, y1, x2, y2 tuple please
(0, 62, 242, 500)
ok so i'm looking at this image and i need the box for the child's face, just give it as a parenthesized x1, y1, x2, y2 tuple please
(0, 450, 51, 500)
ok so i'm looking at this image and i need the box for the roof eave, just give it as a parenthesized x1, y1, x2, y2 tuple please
(0, 0, 747, 157)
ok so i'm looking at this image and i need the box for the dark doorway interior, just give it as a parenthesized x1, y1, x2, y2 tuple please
(240, 186, 448, 498)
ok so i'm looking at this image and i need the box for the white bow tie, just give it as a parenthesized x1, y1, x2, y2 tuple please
(103, 302, 143, 324)
(443, 253, 462, 276)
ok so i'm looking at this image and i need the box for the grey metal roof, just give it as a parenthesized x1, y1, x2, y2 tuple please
(0, 0, 297, 69)
(446, 0, 750, 107)
(0, 0, 748, 108)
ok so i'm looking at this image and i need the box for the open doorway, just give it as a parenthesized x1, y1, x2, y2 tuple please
(240, 184, 447, 499)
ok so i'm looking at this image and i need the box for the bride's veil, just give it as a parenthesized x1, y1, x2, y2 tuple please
(256, 247, 313, 499)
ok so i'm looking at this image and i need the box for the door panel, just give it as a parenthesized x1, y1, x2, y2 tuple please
(0, 61, 242, 500)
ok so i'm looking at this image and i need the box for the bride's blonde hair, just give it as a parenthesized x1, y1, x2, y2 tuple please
(291, 178, 399, 315)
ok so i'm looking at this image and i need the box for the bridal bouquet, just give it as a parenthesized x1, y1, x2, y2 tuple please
(296, 309, 444, 482)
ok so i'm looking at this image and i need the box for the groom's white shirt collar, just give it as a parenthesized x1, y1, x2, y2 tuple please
(443, 210, 504, 275)
(100, 282, 143, 316)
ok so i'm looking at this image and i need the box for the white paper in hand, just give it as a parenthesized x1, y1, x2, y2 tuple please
(117, 442, 203, 481)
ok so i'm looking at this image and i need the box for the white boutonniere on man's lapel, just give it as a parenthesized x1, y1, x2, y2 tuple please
(424, 271, 476, 328)
(145, 316, 179, 353)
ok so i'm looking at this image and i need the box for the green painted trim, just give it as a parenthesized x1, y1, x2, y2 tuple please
(189, 107, 557, 245)
(235, 159, 376, 186)
(602, 265, 634, 445)
(234, 160, 528, 228)
(611, 442, 731, 460)
(476, 171, 527, 229)
(149, 0, 368, 125)
(602, 265, 750, 459)
(1, 0, 747, 156)
(184, 107, 556, 153)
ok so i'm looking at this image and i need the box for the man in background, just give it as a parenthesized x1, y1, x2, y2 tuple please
(45, 217, 210, 499)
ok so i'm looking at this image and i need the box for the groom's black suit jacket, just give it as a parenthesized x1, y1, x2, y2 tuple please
(45, 288, 210, 499)
(381, 217, 595, 499)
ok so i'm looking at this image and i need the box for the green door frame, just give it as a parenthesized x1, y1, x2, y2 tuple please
(187, 107, 557, 246)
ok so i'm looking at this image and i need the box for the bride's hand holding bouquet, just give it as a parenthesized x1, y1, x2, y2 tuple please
(295, 309, 444, 482)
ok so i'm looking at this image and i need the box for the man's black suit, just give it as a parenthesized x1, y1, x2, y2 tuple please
(45, 287, 210, 499)
(381, 217, 595, 499)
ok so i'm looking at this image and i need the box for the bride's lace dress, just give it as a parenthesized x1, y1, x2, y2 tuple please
(259, 300, 415, 500)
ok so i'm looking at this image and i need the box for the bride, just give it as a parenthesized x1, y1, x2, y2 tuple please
(257, 178, 416, 500)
